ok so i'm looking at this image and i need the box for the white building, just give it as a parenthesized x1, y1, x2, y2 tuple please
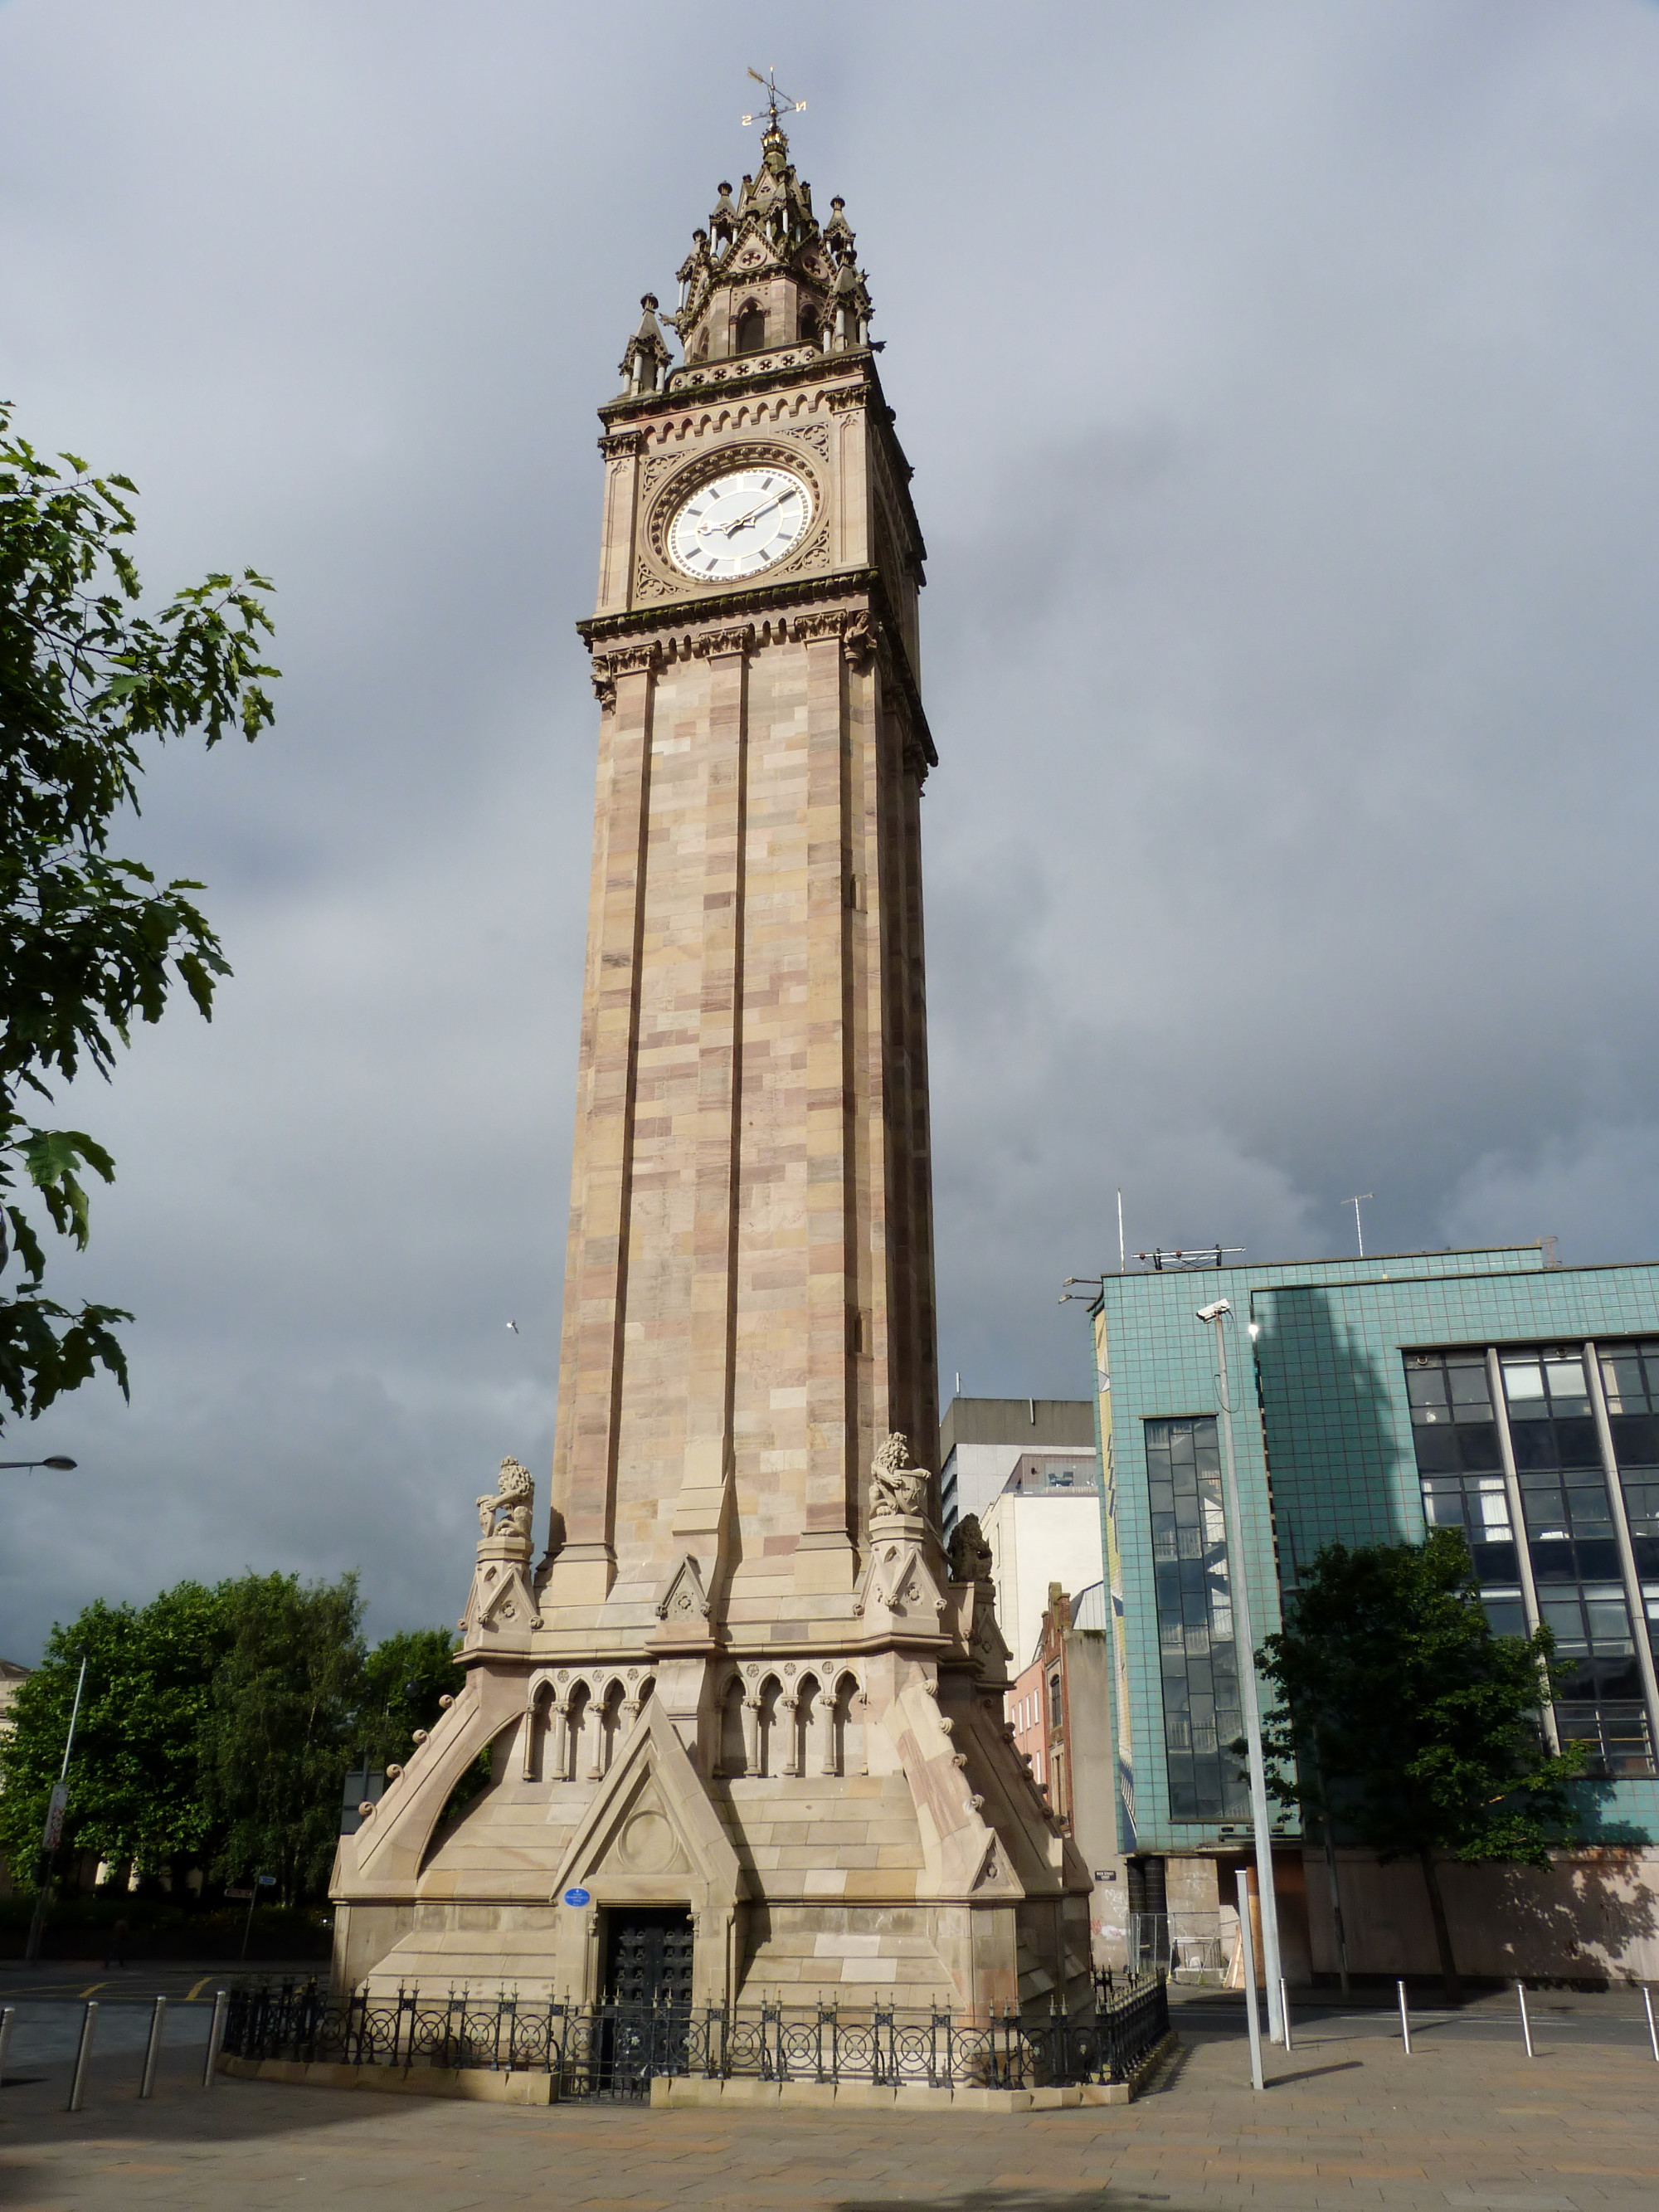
(939, 1396, 1097, 1539)
(982, 1472, 1107, 1670)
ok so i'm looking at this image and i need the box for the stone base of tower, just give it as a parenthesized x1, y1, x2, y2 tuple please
(332, 1479, 1095, 2023)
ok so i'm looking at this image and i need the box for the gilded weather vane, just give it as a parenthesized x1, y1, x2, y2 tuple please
(741, 66, 806, 133)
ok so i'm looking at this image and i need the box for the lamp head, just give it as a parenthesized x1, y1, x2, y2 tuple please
(1194, 1298, 1231, 1323)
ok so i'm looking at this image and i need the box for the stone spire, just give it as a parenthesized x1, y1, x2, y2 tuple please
(670, 124, 873, 368)
(617, 292, 671, 397)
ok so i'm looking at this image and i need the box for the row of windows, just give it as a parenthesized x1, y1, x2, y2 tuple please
(1142, 1341, 1659, 1822)
(1407, 1346, 1655, 1777)
(1146, 1417, 1250, 1822)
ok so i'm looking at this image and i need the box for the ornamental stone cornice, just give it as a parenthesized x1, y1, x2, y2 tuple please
(690, 621, 755, 660)
(599, 347, 876, 425)
(577, 568, 937, 768)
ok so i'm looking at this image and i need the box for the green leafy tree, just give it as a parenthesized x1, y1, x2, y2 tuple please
(1253, 1528, 1583, 2000)
(357, 1627, 464, 1771)
(0, 1581, 235, 1883)
(202, 1572, 366, 1903)
(0, 403, 275, 1421)
(0, 1577, 472, 1911)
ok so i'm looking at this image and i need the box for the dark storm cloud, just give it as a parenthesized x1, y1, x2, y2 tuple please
(1, 0, 1656, 1657)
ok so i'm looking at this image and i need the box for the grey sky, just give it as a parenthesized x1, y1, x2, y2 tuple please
(2, 0, 1656, 1659)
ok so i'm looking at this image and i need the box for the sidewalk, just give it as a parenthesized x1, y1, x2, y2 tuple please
(2, 1999, 1657, 2210)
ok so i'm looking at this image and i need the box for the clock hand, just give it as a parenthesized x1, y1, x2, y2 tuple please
(706, 495, 785, 539)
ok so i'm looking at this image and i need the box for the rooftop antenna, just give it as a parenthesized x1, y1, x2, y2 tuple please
(1117, 1189, 1126, 1274)
(742, 66, 807, 132)
(1346, 1193, 1374, 1259)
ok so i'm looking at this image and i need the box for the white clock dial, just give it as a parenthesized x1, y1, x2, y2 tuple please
(669, 466, 812, 582)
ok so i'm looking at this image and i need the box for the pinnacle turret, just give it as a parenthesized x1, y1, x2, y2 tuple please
(615, 126, 873, 387)
(617, 293, 672, 397)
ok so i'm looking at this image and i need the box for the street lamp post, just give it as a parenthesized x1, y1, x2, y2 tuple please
(0, 1458, 76, 1472)
(1196, 1297, 1286, 2044)
(24, 1651, 88, 1965)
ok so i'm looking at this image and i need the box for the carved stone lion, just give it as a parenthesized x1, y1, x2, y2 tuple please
(475, 1455, 534, 1543)
(868, 1432, 929, 1518)
(947, 1513, 993, 1583)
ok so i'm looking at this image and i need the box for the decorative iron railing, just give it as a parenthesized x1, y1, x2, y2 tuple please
(224, 1973, 1169, 2102)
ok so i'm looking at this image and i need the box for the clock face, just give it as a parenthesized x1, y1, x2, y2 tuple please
(668, 466, 812, 582)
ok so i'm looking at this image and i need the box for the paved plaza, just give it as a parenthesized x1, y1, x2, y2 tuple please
(2, 1985, 1658, 2210)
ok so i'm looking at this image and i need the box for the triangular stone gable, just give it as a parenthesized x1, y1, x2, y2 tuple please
(460, 1554, 535, 1644)
(654, 1553, 711, 1623)
(550, 1700, 745, 1904)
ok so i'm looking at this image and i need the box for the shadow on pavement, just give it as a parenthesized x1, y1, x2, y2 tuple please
(837, 2195, 1194, 2211)
(1262, 2059, 1364, 2087)
(0, 2062, 384, 2154)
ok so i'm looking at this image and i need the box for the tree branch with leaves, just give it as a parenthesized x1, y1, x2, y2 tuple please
(0, 402, 275, 1421)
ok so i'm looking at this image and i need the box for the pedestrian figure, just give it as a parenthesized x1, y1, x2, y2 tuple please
(104, 1916, 129, 1969)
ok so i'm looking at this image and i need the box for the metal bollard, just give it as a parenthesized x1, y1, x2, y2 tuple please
(1397, 1978, 1412, 2055)
(1279, 1976, 1293, 2052)
(1645, 1984, 1659, 2063)
(202, 1989, 228, 2089)
(67, 2000, 98, 2112)
(139, 1995, 167, 2099)
(1235, 1868, 1265, 2093)
(1516, 1979, 1534, 2059)
(0, 2005, 13, 2088)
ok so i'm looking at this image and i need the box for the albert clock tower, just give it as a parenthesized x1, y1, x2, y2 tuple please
(332, 110, 1093, 2019)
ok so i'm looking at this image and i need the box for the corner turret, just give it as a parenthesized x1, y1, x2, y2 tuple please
(618, 293, 671, 397)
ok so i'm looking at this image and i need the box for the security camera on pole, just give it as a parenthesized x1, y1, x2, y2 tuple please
(1194, 1296, 1285, 2044)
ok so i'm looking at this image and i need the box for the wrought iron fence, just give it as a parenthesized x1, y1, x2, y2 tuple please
(224, 1973, 1169, 2102)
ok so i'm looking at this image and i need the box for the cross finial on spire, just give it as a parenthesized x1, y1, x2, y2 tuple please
(742, 65, 805, 135)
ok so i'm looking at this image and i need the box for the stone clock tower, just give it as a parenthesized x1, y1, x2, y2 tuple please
(331, 118, 1092, 2019)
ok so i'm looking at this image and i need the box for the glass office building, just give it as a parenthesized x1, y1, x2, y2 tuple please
(1091, 1245, 1659, 1858)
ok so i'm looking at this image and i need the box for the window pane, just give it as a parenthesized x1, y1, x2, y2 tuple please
(1481, 1596, 1526, 1638)
(1585, 1599, 1635, 1649)
(1447, 1363, 1493, 1411)
(1511, 1422, 1560, 1470)
(1503, 1359, 1547, 1411)
(1540, 1597, 1586, 1644)
(1474, 1479, 1512, 1536)
(1456, 1423, 1503, 1471)
(1611, 1415, 1659, 1469)
(1554, 1416, 1603, 1469)
(1471, 1541, 1519, 1583)
(1545, 1353, 1588, 1396)
(1601, 1356, 1647, 1414)
(1412, 1424, 1459, 1474)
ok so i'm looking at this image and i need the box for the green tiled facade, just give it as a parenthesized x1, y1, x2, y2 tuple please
(1090, 1245, 1659, 1856)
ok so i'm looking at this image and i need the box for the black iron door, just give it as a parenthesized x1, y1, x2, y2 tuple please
(604, 1907, 694, 2003)
(582, 1907, 695, 2098)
